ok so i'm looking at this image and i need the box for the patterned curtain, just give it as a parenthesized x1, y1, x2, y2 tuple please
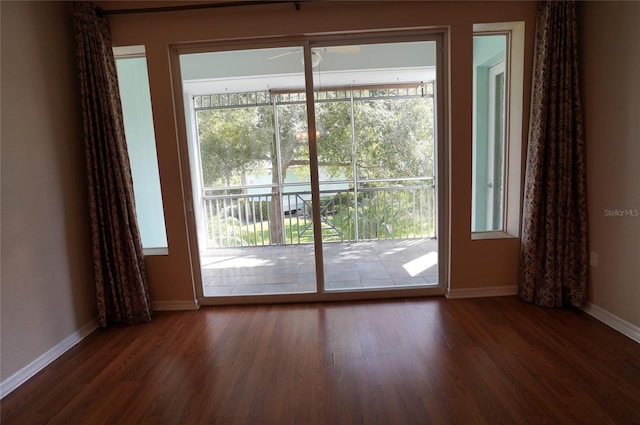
(73, 2, 152, 326)
(519, 0, 588, 307)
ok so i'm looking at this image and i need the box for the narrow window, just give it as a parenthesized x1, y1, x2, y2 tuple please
(114, 46, 168, 254)
(472, 22, 524, 238)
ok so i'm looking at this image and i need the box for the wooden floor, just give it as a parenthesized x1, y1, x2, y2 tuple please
(2, 297, 640, 424)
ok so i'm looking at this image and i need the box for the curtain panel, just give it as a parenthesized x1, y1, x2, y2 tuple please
(73, 2, 152, 326)
(519, 0, 588, 307)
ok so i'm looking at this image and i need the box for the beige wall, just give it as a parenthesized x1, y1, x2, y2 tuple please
(100, 0, 537, 303)
(578, 1, 640, 327)
(1, 2, 96, 382)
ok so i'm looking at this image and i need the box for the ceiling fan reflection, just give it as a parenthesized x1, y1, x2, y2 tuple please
(266, 46, 361, 68)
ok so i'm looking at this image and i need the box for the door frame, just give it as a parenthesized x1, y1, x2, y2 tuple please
(486, 60, 506, 230)
(169, 29, 449, 306)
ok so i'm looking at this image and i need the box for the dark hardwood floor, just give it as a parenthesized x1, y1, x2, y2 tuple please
(2, 296, 640, 424)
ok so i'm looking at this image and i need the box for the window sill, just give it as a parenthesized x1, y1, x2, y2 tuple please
(471, 231, 518, 241)
(143, 247, 169, 256)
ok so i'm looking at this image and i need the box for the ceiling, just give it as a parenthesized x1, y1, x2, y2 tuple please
(180, 41, 438, 95)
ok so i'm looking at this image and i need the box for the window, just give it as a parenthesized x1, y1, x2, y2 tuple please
(114, 46, 168, 254)
(472, 22, 524, 238)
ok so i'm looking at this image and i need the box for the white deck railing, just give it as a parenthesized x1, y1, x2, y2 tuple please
(202, 179, 435, 248)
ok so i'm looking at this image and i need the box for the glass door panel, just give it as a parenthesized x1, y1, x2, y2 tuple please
(487, 62, 506, 230)
(179, 46, 317, 297)
(311, 40, 439, 291)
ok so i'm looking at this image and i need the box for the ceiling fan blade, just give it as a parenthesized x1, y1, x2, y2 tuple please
(266, 50, 299, 60)
(322, 45, 361, 54)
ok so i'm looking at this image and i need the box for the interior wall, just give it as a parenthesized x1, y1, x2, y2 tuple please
(98, 0, 537, 302)
(578, 1, 640, 327)
(1, 1, 96, 382)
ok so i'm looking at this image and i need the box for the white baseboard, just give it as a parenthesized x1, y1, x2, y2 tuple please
(152, 299, 200, 311)
(0, 318, 99, 399)
(446, 285, 519, 299)
(581, 303, 640, 344)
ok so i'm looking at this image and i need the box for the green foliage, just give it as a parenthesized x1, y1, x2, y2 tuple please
(197, 92, 435, 188)
(316, 102, 353, 178)
(353, 98, 434, 180)
(321, 189, 436, 241)
(275, 103, 310, 181)
(198, 107, 273, 187)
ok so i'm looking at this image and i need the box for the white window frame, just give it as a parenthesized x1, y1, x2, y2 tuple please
(472, 22, 524, 240)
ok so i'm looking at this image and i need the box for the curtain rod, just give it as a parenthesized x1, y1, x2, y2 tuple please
(97, 1, 306, 16)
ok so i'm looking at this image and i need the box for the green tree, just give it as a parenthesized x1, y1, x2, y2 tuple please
(315, 95, 434, 181)
(198, 107, 272, 188)
(354, 96, 433, 181)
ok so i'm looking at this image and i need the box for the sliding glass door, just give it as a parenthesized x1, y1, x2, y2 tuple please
(175, 33, 444, 303)
(179, 46, 318, 298)
(310, 41, 438, 291)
